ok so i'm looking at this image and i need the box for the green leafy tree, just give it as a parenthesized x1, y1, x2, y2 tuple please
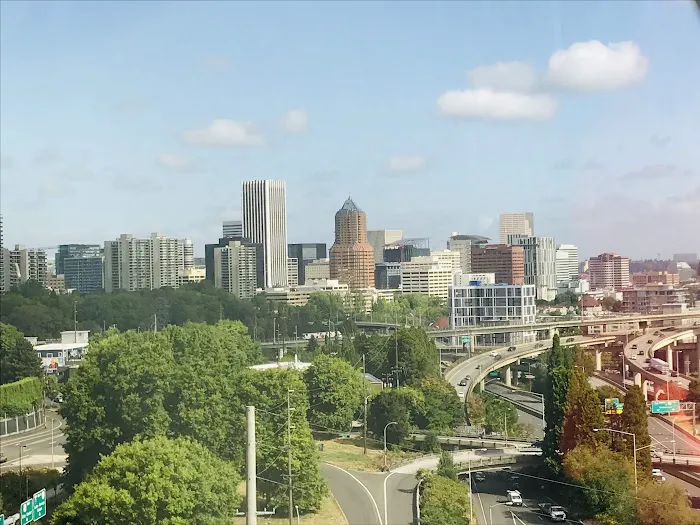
(465, 395, 486, 427)
(563, 445, 636, 523)
(306, 335, 319, 354)
(619, 385, 652, 478)
(233, 368, 327, 510)
(481, 393, 518, 434)
(0, 322, 42, 384)
(51, 436, 240, 525)
(560, 367, 604, 455)
(595, 385, 622, 405)
(355, 334, 389, 375)
(304, 354, 364, 432)
(419, 471, 472, 525)
(414, 376, 463, 432)
(636, 480, 697, 525)
(391, 327, 439, 386)
(368, 387, 423, 445)
(436, 451, 458, 481)
(687, 378, 700, 402)
(0, 468, 61, 516)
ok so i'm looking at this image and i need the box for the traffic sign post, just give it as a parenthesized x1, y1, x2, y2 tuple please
(461, 336, 470, 344)
(32, 489, 47, 521)
(604, 398, 624, 415)
(19, 499, 33, 525)
(1, 513, 5, 525)
(651, 400, 680, 414)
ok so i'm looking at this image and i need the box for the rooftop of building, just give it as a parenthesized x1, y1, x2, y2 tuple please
(339, 197, 361, 213)
(449, 233, 490, 242)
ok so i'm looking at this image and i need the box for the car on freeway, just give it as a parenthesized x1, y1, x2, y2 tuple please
(629, 355, 637, 360)
(535, 343, 543, 348)
(650, 448, 661, 458)
(645, 358, 651, 363)
(538, 503, 566, 522)
(507, 346, 516, 352)
(652, 469, 666, 482)
(566, 337, 574, 342)
(647, 339, 654, 344)
(490, 351, 499, 357)
(474, 471, 486, 482)
(458, 378, 468, 386)
(507, 490, 523, 506)
(631, 344, 638, 349)
(458, 391, 465, 399)
(0, 453, 7, 464)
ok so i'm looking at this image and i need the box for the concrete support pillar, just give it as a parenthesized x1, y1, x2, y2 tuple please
(634, 372, 642, 387)
(666, 346, 673, 370)
(595, 349, 602, 372)
(479, 379, 485, 392)
(642, 381, 650, 400)
(505, 366, 512, 387)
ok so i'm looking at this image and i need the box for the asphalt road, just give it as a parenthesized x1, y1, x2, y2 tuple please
(0, 411, 66, 473)
(484, 382, 545, 440)
(624, 329, 695, 390)
(321, 463, 384, 525)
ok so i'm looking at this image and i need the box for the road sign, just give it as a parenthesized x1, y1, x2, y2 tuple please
(33, 489, 47, 521)
(604, 398, 624, 415)
(651, 400, 680, 414)
(19, 499, 33, 525)
(1, 513, 4, 525)
(461, 336, 470, 344)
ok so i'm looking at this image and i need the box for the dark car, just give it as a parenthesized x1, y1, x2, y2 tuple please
(508, 346, 516, 352)
(566, 337, 574, 342)
(638, 350, 644, 356)
(0, 454, 7, 464)
(459, 379, 468, 386)
(647, 340, 653, 344)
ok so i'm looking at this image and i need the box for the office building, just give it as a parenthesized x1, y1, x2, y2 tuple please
(242, 180, 288, 288)
(588, 253, 630, 291)
(555, 244, 579, 283)
(471, 244, 524, 285)
(213, 239, 259, 299)
(429, 249, 462, 272)
(265, 279, 349, 307)
(287, 258, 299, 287)
(400, 255, 456, 299)
(8, 245, 48, 287)
(205, 237, 265, 289)
(449, 281, 537, 345)
(329, 197, 375, 289)
(45, 274, 66, 293)
(177, 267, 206, 287)
(447, 234, 489, 273)
(55, 244, 101, 275)
(499, 212, 534, 244)
(367, 230, 403, 263)
(621, 284, 689, 315)
(223, 220, 243, 239)
(631, 271, 680, 287)
(304, 258, 330, 282)
(103, 233, 186, 292)
(64, 256, 104, 293)
(508, 236, 557, 301)
(383, 239, 430, 263)
(375, 262, 401, 289)
(288, 243, 327, 285)
(453, 273, 496, 286)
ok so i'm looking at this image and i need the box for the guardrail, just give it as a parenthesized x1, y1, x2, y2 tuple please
(0, 408, 46, 437)
(455, 455, 518, 471)
(408, 433, 534, 448)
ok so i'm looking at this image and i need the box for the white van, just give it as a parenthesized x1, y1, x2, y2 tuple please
(507, 490, 523, 506)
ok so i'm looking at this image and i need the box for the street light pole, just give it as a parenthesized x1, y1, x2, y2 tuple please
(672, 417, 677, 457)
(489, 503, 511, 525)
(384, 421, 397, 470)
(595, 428, 638, 492)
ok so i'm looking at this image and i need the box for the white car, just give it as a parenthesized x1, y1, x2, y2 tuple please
(629, 355, 637, 360)
(507, 490, 523, 506)
(490, 351, 499, 358)
(651, 468, 666, 482)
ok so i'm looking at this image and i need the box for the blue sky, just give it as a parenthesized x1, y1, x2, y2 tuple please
(1, 1, 698, 260)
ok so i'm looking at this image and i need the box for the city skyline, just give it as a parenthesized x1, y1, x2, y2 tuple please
(0, 1, 698, 259)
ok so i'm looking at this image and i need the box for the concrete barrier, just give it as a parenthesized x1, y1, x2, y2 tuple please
(0, 408, 45, 437)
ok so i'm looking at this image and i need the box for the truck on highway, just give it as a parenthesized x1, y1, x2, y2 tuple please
(649, 357, 670, 374)
(538, 503, 567, 522)
(507, 490, 523, 506)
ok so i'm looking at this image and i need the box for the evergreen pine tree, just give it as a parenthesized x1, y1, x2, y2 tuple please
(543, 334, 574, 467)
(619, 385, 652, 478)
(436, 451, 458, 481)
(560, 368, 604, 455)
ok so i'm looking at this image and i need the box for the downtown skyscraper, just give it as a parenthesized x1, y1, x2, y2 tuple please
(242, 180, 288, 288)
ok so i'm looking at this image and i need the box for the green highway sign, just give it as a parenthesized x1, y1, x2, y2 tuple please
(33, 489, 47, 521)
(651, 400, 680, 414)
(1, 513, 4, 525)
(461, 336, 471, 344)
(20, 499, 33, 525)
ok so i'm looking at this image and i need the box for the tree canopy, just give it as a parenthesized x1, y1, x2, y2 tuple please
(543, 334, 574, 467)
(559, 367, 604, 455)
(413, 377, 464, 432)
(51, 436, 241, 525)
(619, 385, 652, 478)
(0, 322, 42, 384)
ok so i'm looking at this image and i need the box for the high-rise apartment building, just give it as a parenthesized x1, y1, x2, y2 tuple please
(287, 258, 299, 287)
(329, 198, 375, 289)
(447, 234, 489, 274)
(55, 244, 101, 275)
(205, 237, 264, 289)
(588, 253, 630, 290)
(367, 230, 403, 263)
(223, 220, 243, 239)
(242, 180, 288, 288)
(471, 244, 525, 285)
(8, 245, 48, 287)
(508, 235, 557, 301)
(288, 243, 327, 285)
(178, 238, 194, 271)
(213, 239, 259, 299)
(400, 255, 456, 299)
(555, 244, 579, 284)
(104, 233, 188, 292)
(64, 256, 104, 293)
(499, 212, 534, 244)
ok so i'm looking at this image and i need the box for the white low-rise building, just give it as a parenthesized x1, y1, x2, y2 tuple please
(33, 330, 90, 373)
(449, 281, 537, 346)
(400, 255, 459, 299)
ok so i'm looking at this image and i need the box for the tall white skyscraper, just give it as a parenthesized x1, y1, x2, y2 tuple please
(499, 213, 535, 244)
(509, 235, 557, 301)
(555, 244, 579, 283)
(178, 238, 195, 271)
(223, 220, 243, 239)
(242, 180, 288, 288)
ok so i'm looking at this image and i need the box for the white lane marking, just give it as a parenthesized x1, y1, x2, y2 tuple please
(323, 463, 383, 525)
(383, 471, 393, 525)
(472, 476, 488, 525)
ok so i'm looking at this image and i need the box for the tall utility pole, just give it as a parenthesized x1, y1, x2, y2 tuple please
(73, 301, 78, 342)
(246, 406, 257, 525)
(362, 354, 368, 455)
(287, 389, 295, 525)
(394, 312, 400, 388)
(154, 312, 158, 333)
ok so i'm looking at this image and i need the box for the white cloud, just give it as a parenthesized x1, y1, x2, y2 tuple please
(183, 119, 265, 147)
(158, 153, 194, 172)
(468, 61, 538, 92)
(437, 89, 557, 121)
(545, 41, 648, 91)
(282, 109, 309, 133)
(387, 156, 427, 173)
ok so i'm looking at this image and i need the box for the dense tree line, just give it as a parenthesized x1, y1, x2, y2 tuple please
(0, 322, 42, 385)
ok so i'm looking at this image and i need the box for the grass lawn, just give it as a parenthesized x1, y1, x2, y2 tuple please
(316, 435, 422, 472)
(232, 494, 347, 525)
